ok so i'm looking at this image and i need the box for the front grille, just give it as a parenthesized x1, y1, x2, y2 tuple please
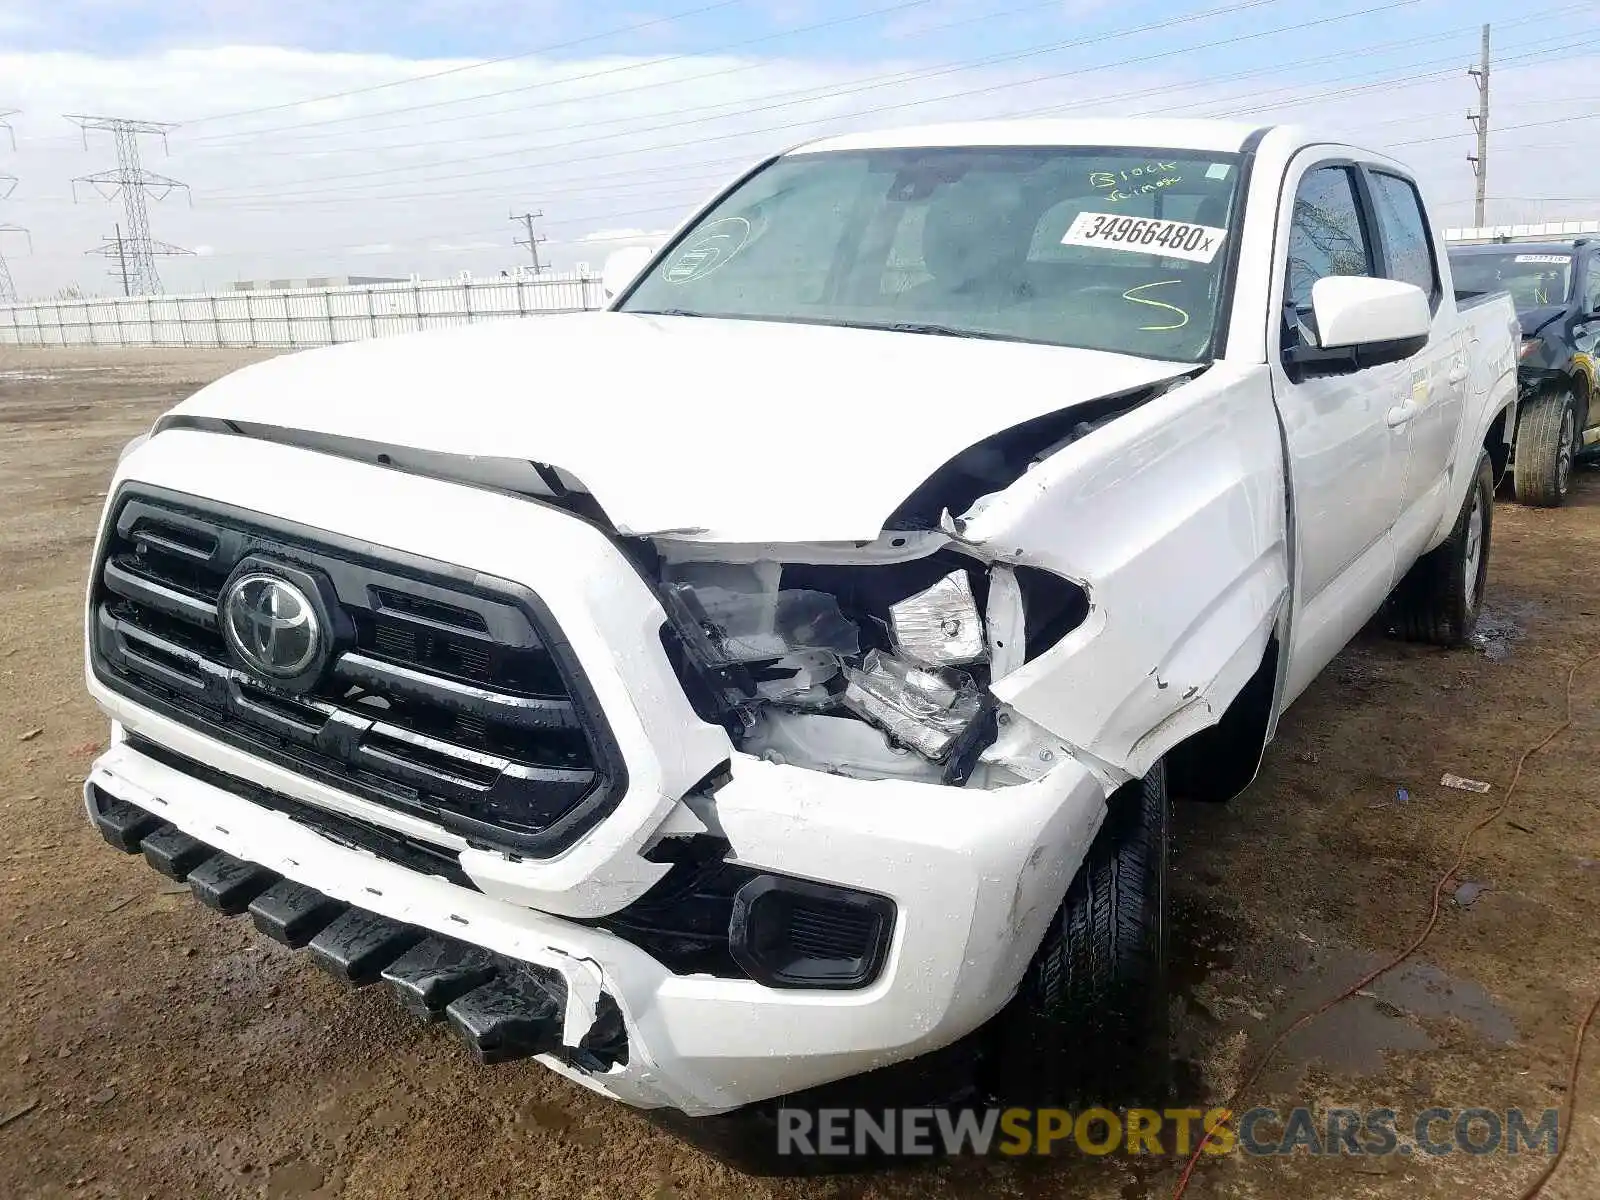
(90, 486, 627, 857)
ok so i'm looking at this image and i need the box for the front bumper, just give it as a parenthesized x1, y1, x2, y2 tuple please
(87, 726, 1106, 1115)
(84, 426, 1110, 1115)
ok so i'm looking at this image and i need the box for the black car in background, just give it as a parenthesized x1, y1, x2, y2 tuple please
(1449, 239, 1600, 506)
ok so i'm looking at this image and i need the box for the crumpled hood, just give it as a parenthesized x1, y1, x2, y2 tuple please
(167, 312, 1191, 543)
(1516, 305, 1565, 337)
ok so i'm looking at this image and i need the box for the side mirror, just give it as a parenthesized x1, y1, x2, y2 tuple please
(1312, 275, 1431, 350)
(1287, 276, 1430, 377)
(601, 245, 658, 304)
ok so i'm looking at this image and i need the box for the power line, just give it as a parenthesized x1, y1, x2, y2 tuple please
(180, 0, 945, 148)
(1004, 17, 1578, 123)
(186, 17, 1587, 215)
(1392, 110, 1600, 147)
(1172, 32, 1583, 124)
(176, 0, 747, 127)
(67, 114, 193, 295)
(198, 0, 1391, 201)
(1468, 23, 1491, 226)
(175, 0, 1056, 154)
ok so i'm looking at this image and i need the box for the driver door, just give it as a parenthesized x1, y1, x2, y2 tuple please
(1270, 158, 1413, 703)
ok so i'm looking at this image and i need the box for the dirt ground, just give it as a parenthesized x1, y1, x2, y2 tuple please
(2, 345, 1599, 1200)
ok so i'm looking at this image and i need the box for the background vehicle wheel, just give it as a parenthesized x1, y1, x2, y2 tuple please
(1390, 451, 1494, 648)
(1513, 389, 1577, 507)
(985, 761, 1170, 1108)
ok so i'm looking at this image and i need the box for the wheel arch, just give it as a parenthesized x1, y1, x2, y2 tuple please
(1485, 401, 1514, 485)
(1164, 634, 1280, 804)
(1569, 360, 1593, 434)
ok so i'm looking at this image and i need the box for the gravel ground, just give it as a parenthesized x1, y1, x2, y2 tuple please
(2, 345, 1599, 1200)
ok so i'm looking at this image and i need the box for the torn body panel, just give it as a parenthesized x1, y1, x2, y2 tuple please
(638, 363, 1285, 794)
(950, 361, 1291, 781)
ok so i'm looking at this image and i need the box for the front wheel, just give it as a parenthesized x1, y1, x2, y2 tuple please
(984, 762, 1170, 1109)
(1389, 450, 1494, 647)
(1513, 389, 1577, 507)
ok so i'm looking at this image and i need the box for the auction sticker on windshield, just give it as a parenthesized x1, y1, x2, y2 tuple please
(1061, 213, 1228, 264)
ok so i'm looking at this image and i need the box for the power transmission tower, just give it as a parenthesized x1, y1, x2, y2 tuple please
(511, 210, 548, 274)
(66, 114, 192, 295)
(0, 109, 23, 304)
(1467, 24, 1491, 228)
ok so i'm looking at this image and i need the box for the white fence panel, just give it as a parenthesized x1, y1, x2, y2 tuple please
(0, 272, 606, 349)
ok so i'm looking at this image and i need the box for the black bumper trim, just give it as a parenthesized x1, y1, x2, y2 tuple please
(86, 782, 628, 1071)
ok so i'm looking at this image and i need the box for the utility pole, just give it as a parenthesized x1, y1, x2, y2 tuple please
(0, 108, 23, 304)
(1467, 24, 1491, 228)
(511, 209, 548, 274)
(66, 114, 192, 295)
(97, 224, 132, 297)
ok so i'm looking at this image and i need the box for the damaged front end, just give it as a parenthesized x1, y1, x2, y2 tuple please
(646, 535, 1090, 791)
(631, 359, 1289, 797)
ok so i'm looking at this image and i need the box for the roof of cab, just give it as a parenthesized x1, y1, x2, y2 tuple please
(1448, 241, 1586, 256)
(788, 118, 1279, 156)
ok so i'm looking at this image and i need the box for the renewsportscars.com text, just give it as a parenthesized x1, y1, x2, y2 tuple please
(776, 1106, 1562, 1159)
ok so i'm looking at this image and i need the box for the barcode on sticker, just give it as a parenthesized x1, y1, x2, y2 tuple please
(1514, 254, 1570, 265)
(1061, 213, 1228, 263)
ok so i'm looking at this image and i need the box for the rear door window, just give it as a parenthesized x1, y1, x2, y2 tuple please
(1367, 171, 1441, 308)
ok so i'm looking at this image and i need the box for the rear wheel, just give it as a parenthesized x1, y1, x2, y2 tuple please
(1513, 389, 1577, 507)
(985, 761, 1170, 1109)
(1390, 451, 1494, 647)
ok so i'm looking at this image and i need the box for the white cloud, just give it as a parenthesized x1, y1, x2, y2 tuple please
(0, 31, 1596, 300)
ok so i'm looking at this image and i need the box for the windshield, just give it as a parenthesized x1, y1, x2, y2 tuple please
(619, 146, 1244, 363)
(1450, 250, 1574, 311)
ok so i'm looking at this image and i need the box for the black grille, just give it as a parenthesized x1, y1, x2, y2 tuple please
(90, 487, 627, 857)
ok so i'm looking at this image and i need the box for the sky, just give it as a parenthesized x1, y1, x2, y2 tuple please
(0, 0, 1597, 298)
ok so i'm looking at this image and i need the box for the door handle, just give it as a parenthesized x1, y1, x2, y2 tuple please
(1387, 401, 1418, 428)
(1447, 366, 1469, 384)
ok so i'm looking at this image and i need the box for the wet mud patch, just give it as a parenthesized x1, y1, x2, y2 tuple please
(1169, 897, 1517, 1102)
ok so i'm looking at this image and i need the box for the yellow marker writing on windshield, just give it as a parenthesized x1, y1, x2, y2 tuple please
(1122, 280, 1191, 331)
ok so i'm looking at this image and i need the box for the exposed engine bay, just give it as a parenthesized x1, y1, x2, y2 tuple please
(647, 542, 1090, 789)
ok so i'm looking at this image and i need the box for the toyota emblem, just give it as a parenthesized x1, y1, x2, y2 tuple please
(222, 573, 323, 680)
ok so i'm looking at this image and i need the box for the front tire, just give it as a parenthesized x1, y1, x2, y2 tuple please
(985, 762, 1170, 1109)
(1513, 389, 1577, 507)
(1390, 450, 1493, 647)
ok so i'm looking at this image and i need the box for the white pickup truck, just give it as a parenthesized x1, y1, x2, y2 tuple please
(83, 119, 1517, 1167)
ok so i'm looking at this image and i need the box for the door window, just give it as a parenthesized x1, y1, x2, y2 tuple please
(1367, 171, 1441, 308)
(1285, 166, 1374, 312)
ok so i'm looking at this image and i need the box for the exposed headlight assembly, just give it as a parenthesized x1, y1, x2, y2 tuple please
(659, 562, 994, 765)
(843, 650, 982, 762)
(888, 570, 987, 668)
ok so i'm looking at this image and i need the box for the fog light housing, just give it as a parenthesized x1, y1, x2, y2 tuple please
(729, 875, 895, 990)
(889, 570, 987, 667)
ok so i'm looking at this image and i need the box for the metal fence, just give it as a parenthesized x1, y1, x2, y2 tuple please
(0, 272, 607, 349)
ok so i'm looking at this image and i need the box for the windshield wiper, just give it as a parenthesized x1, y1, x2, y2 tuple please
(872, 322, 1016, 341)
(629, 308, 711, 318)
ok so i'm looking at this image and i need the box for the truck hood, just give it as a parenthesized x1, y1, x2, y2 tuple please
(167, 312, 1192, 543)
(1516, 305, 1565, 337)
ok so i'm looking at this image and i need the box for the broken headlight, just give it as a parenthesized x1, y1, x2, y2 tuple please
(842, 650, 982, 762)
(889, 569, 987, 668)
(659, 562, 992, 764)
